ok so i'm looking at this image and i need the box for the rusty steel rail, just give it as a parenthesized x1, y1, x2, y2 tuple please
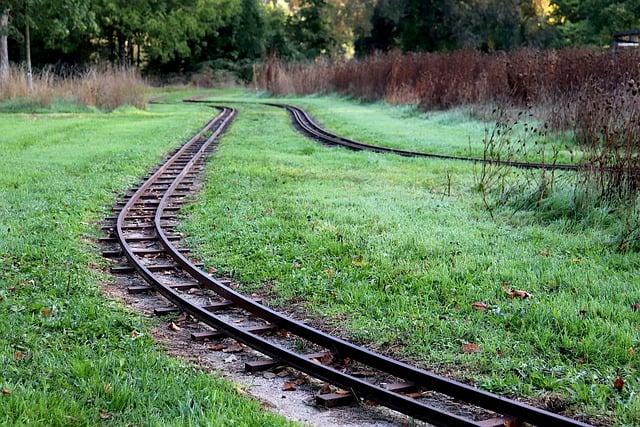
(109, 105, 594, 427)
(272, 103, 584, 171)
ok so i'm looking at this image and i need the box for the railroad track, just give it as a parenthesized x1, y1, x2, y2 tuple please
(272, 103, 583, 171)
(102, 105, 593, 427)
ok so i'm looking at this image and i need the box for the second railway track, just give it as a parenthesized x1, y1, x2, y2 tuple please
(102, 104, 594, 427)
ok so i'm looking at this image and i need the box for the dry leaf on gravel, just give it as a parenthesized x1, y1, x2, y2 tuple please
(282, 381, 296, 391)
(405, 392, 423, 399)
(208, 344, 227, 351)
(319, 383, 332, 394)
(168, 322, 180, 332)
(320, 353, 334, 365)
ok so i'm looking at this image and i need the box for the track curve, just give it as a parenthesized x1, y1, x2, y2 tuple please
(103, 105, 594, 427)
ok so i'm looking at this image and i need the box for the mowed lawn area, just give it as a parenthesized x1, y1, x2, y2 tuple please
(0, 97, 297, 426)
(180, 93, 639, 426)
(1, 89, 639, 426)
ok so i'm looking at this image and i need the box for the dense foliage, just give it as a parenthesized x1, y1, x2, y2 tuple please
(1, 0, 639, 78)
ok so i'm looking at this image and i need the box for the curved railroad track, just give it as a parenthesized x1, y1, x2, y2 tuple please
(102, 104, 594, 427)
(270, 103, 583, 171)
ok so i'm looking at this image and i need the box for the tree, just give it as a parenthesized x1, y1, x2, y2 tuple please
(288, 0, 342, 58)
(0, 5, 8, 81)
(550, 0, 640, 46)
(0, 0, 94, 83)
(447, 0, 523, 51)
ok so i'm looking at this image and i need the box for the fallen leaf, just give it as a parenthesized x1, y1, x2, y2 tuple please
(293, 378, 306, 386)
(505, 289, 531, 299)
(130, 331, 139, 338)
(472, 301, 487, 311)
(462, 343, 482, 354)
(222, 344, 244, 353)
(187, 288, 203, 295)
(320, 353, 334, 365)
(335, 389, 351, 395)
(208, 344, 227, 351)
(168, 322, 181, 332)
(325, 269, 334, 278)
(14, 351, 24, 360)
(208, 266, 217, 274)
(282, 381, 296, 391)
(1, 389, 10, 395)
(632, 303, 640, 311)
(405, 392, 423, 399)
(540, 251, 549, 257)
(572, 258, 582, 264)
(319, 383, 332, 394)
(99, 410, 110, 420)
(614, 377, 624, 392)
(628, 347, 634, 356)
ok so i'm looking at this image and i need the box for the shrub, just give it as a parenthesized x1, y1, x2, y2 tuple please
(0, 65, 147, 111)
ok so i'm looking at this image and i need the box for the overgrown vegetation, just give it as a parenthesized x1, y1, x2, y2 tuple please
(0, 66, 146, 111)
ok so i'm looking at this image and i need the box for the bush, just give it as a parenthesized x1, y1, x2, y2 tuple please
(0, 65, 147, 111)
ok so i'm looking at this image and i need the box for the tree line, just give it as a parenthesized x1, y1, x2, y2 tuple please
(1, 0, 639, 80)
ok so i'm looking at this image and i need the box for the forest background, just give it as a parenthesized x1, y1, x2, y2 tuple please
(1, 0, 640, 83)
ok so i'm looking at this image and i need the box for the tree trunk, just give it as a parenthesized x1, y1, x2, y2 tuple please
(0, 8, 9, 82)
(25, 20, 32, 90)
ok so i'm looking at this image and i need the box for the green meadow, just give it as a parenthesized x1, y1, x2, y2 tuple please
(1, 90, 638, 426)
(181, 93, 639, 426)
(0, 99, 296, 426)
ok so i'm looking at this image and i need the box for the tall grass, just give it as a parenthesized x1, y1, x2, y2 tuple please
(259, 49, 640, 113)
(0, 65, 147, 111)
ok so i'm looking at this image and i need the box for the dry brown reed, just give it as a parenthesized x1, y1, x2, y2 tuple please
(259, 48, 640, 112)
(0, 65, 147, 111)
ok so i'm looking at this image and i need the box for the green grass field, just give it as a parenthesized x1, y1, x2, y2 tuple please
(0, 99, 296, 426)
(1, 89, 638, 426)
(180, 93, 639, 426)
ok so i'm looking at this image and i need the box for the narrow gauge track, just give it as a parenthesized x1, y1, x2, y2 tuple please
(102, 105, 594, 427)
(272, 103, 582, 171)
